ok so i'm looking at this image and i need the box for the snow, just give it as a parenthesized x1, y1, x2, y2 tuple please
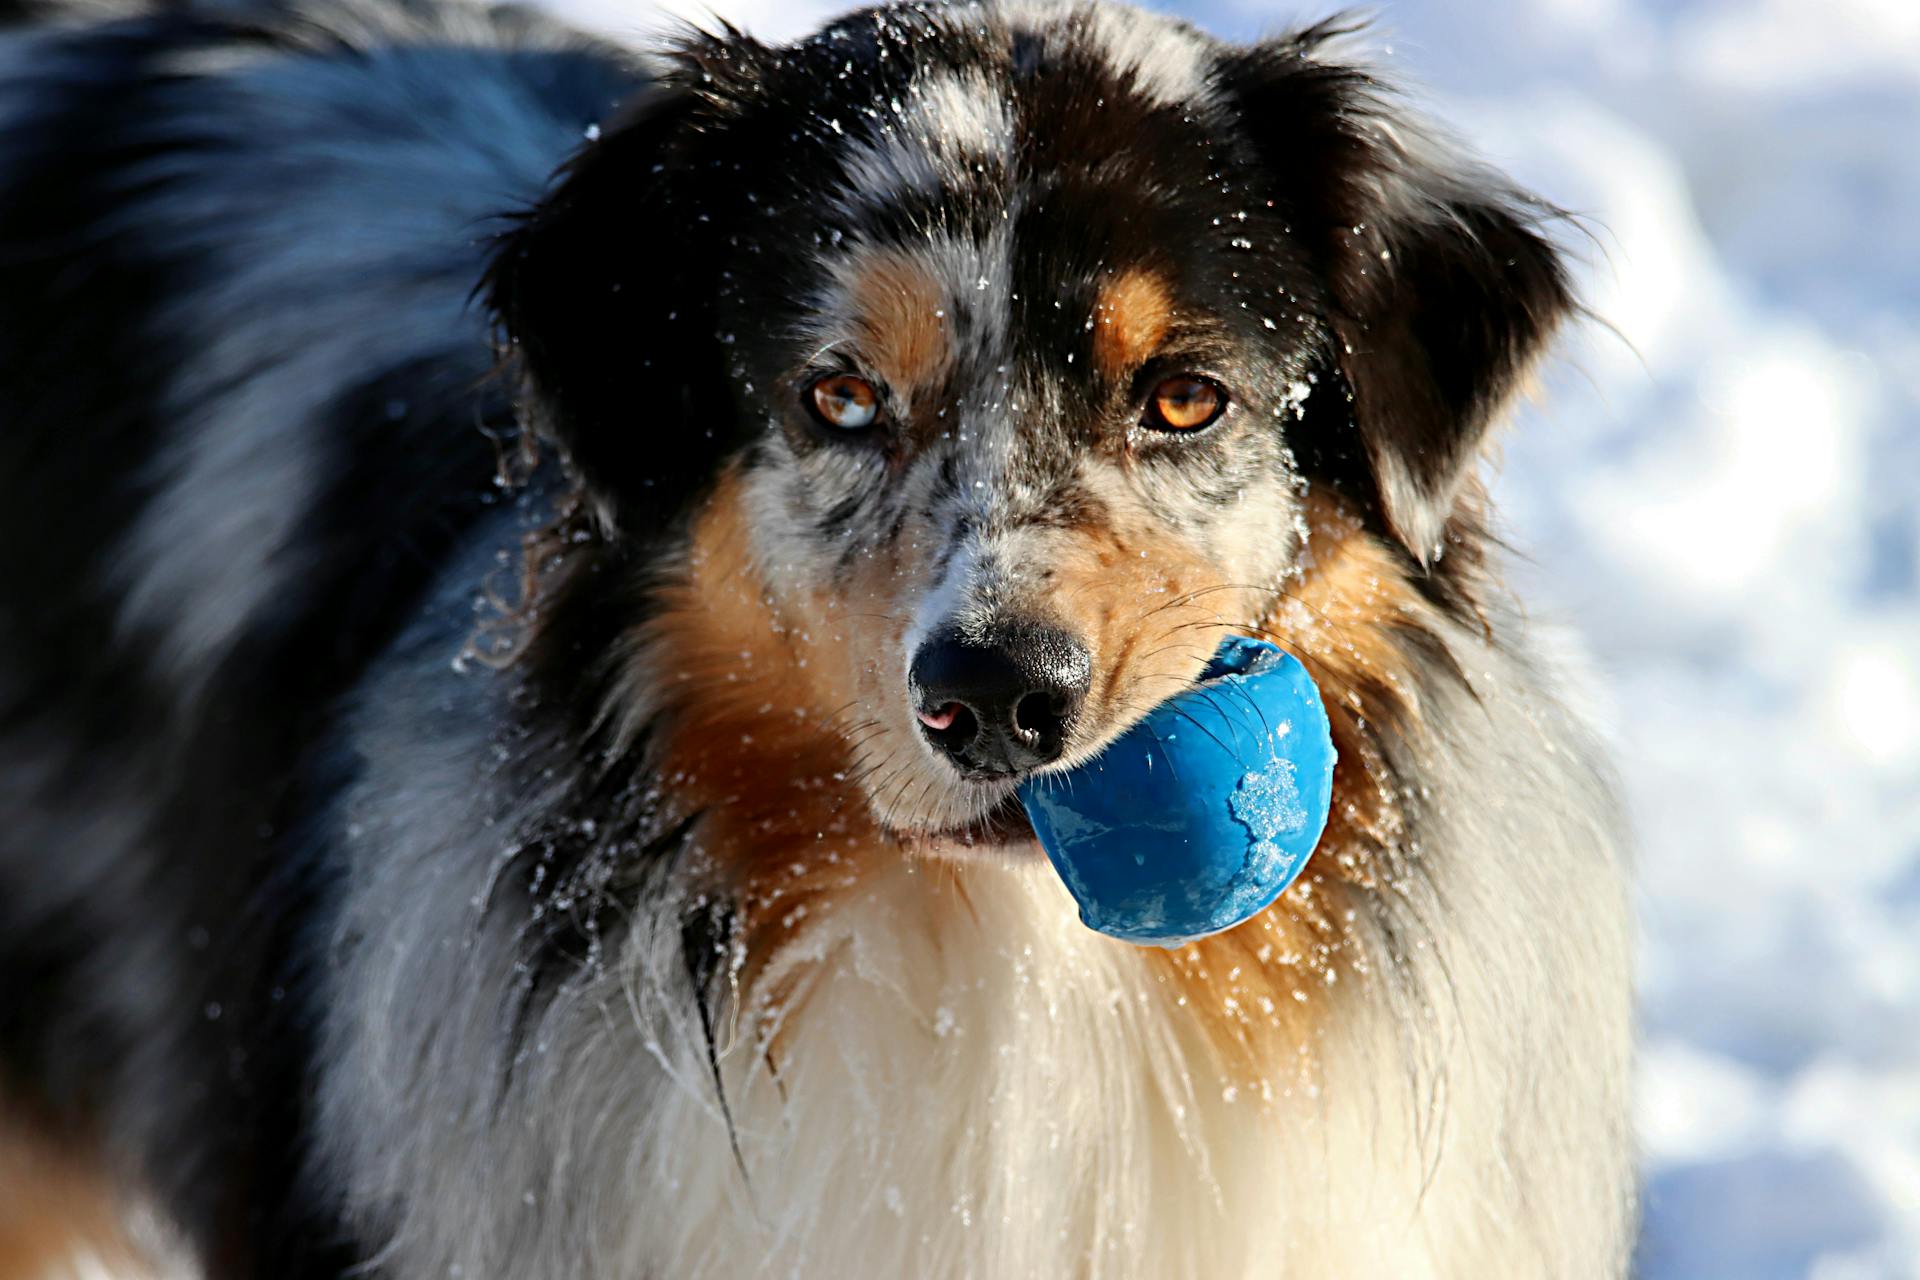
(1228, 762, 1306, 860)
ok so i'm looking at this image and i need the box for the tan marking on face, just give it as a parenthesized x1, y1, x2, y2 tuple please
(1020, 471, 1266, 752)
(849, 250, 952, 397)
(1048, 521, 1224, 730)
(1091, 268, 1175, 380)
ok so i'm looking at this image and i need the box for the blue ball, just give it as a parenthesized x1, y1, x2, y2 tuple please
(1017, 637, 1337, 947)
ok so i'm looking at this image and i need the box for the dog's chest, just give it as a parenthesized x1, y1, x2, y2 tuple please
(613, 859, 1426, 1280)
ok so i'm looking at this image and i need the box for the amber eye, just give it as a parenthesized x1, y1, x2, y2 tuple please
(805, 374, 881, 431)
(1144, 377, 1227, 432)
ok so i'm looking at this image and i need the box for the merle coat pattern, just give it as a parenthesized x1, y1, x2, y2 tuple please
(0, 1, 1635, 1276)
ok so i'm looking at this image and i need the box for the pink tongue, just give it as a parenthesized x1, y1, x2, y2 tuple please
(917, 703, 960, 730)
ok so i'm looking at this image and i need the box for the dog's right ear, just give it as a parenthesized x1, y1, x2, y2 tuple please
(485, 73, 742, 531)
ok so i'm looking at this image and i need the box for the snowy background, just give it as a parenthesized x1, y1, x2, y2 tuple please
(534, 0, 1920, 1272)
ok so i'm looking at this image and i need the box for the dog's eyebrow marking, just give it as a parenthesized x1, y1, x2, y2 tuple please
(851, 250, 952, 395)
(1092, 269, 1174, 379)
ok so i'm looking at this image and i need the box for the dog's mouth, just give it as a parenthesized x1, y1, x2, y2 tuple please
(893, 787, 1038, 859)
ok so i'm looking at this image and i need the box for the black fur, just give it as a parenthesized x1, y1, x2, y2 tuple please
(0, 3, 638, 1268)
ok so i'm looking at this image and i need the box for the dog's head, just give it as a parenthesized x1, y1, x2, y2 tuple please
(488, 1, 1571, 854)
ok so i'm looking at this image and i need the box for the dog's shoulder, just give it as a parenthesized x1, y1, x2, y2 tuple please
(0, 0, 640, 1256)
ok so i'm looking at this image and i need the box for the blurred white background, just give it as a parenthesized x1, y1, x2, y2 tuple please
(535, 0, 1920, 1273)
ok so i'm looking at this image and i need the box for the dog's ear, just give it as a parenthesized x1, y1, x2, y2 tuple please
(485, 51, 759, 531)
(1218, 30, 1575, 563)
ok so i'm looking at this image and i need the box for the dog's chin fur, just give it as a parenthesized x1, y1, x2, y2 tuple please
(890, 792, 1038, 862)
(0, 1, 1635, 1277)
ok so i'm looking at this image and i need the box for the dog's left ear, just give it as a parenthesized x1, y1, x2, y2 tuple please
(1217, 32, 1576, 563)
(485, 35, 774, 532)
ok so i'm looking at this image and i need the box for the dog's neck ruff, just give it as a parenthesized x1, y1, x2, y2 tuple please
(317, 502, 1629, 1280)
(617, 854, 1440, 1280)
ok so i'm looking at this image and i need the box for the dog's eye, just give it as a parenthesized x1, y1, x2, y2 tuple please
(806, 374, 881, 431)
(1144, 377, 1227, 432)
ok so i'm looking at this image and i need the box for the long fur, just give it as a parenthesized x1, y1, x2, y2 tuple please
(0, 1, 1636, 1276)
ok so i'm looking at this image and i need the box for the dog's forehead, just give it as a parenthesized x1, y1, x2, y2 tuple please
(781, 2, 1228, 230)
(740, 3, 1250, 387)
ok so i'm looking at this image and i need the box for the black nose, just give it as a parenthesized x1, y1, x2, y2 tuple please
(910, 622, 1092, 777)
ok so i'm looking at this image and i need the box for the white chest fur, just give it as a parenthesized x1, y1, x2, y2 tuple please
(612, 859, 1442, 1280)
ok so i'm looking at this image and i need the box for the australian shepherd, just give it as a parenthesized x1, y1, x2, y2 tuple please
(0, 0, 1635, 1275)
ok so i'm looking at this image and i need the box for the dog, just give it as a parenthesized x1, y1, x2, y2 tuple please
(0, 0, 1636, 1275)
